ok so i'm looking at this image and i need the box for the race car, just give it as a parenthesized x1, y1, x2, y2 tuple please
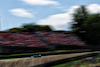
(33, 54, 41, 58)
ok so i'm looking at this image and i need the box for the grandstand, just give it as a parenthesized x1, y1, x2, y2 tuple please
(0, 31, 48, 47)
(36, 31, 86, 46)
(0, 31, 87, 54)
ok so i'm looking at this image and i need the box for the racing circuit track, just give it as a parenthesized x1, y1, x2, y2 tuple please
(0, 51, 100, 67)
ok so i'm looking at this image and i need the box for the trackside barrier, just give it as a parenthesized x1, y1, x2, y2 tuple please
(31, 53, 98, 67)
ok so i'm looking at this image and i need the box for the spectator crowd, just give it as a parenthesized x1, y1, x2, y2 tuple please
(0, 31, 86, 48)
(36, 31, 86, 46)
(0, 32, 48, 47)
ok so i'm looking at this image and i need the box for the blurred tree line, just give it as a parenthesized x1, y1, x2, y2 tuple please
(9, 24, 52, 33)
(72, 6, 100, 46)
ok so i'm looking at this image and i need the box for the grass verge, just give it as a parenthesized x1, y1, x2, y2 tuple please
(0, 49, 91, 60)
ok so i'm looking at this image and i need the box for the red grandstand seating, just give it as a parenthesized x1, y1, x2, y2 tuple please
(0, 31, 86, 48)
(36, 31, 86, 46)
(0, 32, 48, 47)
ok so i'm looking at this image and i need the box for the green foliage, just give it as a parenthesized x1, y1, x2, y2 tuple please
(72, 6, 100, 45)
(9, 23, 52, 33)
(72, 6, 100, 46)
(81, 14, 100, 45)
(72, 6, 88, 32)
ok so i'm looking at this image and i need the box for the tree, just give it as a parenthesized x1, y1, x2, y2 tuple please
(72, 6, 88, 33)
(9, 28, 19, 32)
(71, 6, 89, 44)
(8, 23, 52, 33)
(82, 14, 100, 45)
(71, 5, 100, 46)
(22, 24, 52, 32)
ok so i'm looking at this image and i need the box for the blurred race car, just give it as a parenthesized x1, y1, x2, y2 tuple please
(33, 54, 41, 58)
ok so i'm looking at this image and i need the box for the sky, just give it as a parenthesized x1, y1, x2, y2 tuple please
(1, 0, 100, 31)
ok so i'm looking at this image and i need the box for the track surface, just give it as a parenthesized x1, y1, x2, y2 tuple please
(0, 51, 100, 67)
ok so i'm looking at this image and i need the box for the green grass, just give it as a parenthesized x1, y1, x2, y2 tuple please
(52, 60, 80, 67)
(0, 58, 20, 60)
(53, 55, 100, 67)
(0, 49, 91, 60)
(52, 59, 92, 67)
